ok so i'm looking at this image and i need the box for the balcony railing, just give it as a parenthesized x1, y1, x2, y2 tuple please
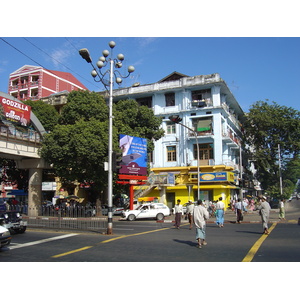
(0, 124, 42, 144)
(188, 129, 213, 137)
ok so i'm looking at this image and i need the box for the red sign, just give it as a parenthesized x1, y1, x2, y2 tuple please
(1, 97, 31, 127)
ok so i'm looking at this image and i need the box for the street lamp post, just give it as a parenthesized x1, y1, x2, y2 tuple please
(169, 115, 200, 200)
(79, 41, 135, 235)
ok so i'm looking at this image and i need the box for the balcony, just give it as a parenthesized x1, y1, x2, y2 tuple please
(222, 129, 240, 147)
(188, 129, 213, 138)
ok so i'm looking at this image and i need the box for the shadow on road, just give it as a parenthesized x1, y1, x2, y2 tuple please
(173, 239, 197, 247)
(235, 230, 261, 235)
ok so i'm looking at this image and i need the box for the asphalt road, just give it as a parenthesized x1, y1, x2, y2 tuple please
(1, 219, 299, 262)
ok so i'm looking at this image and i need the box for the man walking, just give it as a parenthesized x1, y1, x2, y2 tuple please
(186, 200, 195, 230)
(234, 198, 243, 223)
(193, 199, 209, 248)
(257, 196, 271, 234)
(215, 197, 225, 227)
(173, 199, 183, 229)
(279, 198, 286, 221)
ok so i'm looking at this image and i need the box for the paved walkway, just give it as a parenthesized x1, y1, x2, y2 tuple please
(164, 200, 300, 224)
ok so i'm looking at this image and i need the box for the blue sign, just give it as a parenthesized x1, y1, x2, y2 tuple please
(119, 134, 147, 175)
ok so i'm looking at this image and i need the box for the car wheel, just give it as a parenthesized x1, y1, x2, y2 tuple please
(127, 214, 136, 221)
(156, 213, 164, 221)
(15, 227, 26, 234)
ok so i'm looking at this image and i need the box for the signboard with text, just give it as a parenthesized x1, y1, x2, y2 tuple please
(200, 172, 235, 182)
(0, 97, 31, 127)
(119, 134, 147, 176)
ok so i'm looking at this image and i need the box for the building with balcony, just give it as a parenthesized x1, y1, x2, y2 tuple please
(8, 65, 87, 101)
(110, 72, 247, 208)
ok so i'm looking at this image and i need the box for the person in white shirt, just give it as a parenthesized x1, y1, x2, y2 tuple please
(257, 196, 271, 234)
(234, 199, 243, 223)
(193, 199, 209, 248)
(173, 199, 183, 229)
(279, 199, 286, 220)
(215, 197, 225, 227)
(186, 200, 195, 230)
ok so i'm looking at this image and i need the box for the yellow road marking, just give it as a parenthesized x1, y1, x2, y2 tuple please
(242, 222, 277, 262)
(51, 227, 170, 258)
(52, 246, 93, 258)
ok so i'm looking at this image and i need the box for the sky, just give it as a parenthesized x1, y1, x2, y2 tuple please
(1, 36, 300, 113)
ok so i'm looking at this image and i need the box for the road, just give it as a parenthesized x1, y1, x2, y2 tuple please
(1, 218, 299, 262)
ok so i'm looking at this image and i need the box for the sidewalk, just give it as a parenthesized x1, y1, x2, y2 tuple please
(163, 205, 300, 224)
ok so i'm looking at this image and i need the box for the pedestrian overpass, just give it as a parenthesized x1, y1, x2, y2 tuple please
(0, 91, 47, 216)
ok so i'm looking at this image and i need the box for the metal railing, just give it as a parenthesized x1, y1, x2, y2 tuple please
(5, 205, 108, 233)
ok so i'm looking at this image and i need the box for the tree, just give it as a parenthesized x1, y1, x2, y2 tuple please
(23, 100, 60, 132)
(39, 90, 164, 199)
(114, 99, 164, 153)
(243, 100, 300, 198)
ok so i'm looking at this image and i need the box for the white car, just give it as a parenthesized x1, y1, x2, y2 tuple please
(0, 225, 11, 248)
(121, 203, 170, 221)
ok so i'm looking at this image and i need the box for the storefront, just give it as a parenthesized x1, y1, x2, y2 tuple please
(137, 165, 239, 209)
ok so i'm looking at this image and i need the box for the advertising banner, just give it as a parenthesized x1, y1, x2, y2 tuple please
(200, 172, 235, 182)
(0, 97, 31, 127)
(119, 134, 147, 176)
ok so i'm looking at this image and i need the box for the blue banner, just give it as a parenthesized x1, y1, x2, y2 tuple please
(119, 134, 147, 176)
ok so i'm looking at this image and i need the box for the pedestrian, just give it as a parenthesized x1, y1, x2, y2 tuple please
(215, 197, 225, 227)
(173, 199, 183, 229)
(234, 198, 243, 223)
(257, 196, 271, 234)
(279, 198, 286, 221)
(186, 200, 195, 230)
(193, 199, 209, 248)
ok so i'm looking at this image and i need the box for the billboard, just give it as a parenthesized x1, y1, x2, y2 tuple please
(200, 172, 235, 182)
(119, 134, 147, 176)
(0, 97, 31, 127)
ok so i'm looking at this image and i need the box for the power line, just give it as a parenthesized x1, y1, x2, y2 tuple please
(0, 37, 49, 70)
(23, 37, 100, 89)
(0, 37, 99, 90)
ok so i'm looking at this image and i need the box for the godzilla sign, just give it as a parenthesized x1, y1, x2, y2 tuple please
(0, 97, 31, 127)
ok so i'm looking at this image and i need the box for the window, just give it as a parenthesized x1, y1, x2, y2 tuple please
(167, 146, 177, 162)
(165, 92, 175, 106)
(136, 96, 152, 108)
(166, 121, 176, 134)
(191, 89, 211, 107)
(148, 151, 153, 163)
(192, 89, 211, 101)
(192, 117, 212, 133)
(194, 143, 214, 160)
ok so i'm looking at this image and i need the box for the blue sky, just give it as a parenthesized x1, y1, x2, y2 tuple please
(1, 37, 300, 112)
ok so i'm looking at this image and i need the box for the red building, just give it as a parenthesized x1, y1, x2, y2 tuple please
(8, 65, 87, 101)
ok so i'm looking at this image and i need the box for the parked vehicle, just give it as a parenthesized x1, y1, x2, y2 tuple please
(0, 210, 27, 234)
(0, 199, 27, 233)
(122, 203, 170, 221)
(101, 205, 124, 216)
(0, 224, 12, 248)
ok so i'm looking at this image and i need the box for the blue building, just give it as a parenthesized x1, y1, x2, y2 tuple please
(107, 72, 247, 208)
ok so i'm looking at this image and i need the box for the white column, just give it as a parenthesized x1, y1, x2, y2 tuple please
(28, 168, 42, 217)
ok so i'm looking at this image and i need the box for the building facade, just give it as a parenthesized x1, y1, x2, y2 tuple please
(8, 65, 87, 101)
(111, 72, 245, 209)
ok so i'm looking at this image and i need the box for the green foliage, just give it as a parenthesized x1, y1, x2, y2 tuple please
(23, 100, 60, 132)
(59, 90, 108, 124)
(243, 100, 300, 198)
(39, 91, 164, 194)
(40, 119, 108, 189)
(114, 99, 164, 152)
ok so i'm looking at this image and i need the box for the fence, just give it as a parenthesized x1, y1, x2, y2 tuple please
(7, 205, 108, 233)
